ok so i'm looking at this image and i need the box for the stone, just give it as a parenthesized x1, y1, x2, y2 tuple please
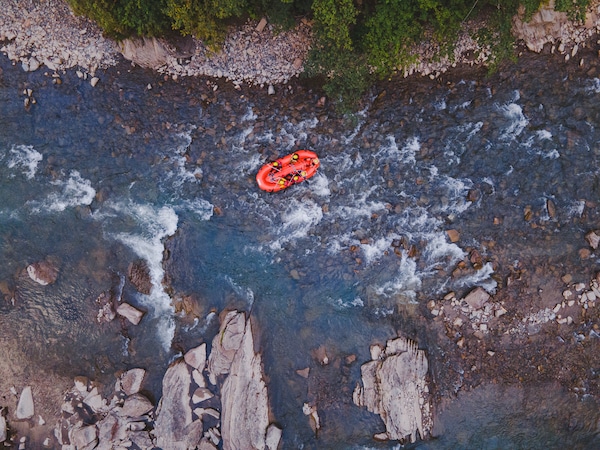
(153, 359, 201, 449)
(26, 259, 59, 285)
(268, 84, 275, 95)
(446, 229, 460, 242)
(184, 343, 207, 371)
(96, 412, 128, 445)
(16, 386, 34, 420)
(70, 425, 98, 449)
(213, 311, 273, 450)
(90, 76, 99, 87)
(353, 337, 431, 443)
(207, 311, 246, 384)
(296, 367, 310, 378)
(116, 368, 146, 396)
(192, 387, 213, 404)
(585, 230, 600, 249)
(119, 37, 172, 69)
(265, 423, 283, 450)
(28, 57, 40, 71)
(0, 414, 6, 442)
(128, 259, 152, 294)
(463, 287, 490, 310)
(121, 393, 154, 418)
(256, 18, 268, 32)
(116, 302, 145, 325)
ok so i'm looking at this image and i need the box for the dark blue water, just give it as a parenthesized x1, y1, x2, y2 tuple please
(1, 52, 599, 448)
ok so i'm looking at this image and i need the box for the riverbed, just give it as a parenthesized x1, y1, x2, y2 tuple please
(0, 44, 599, 447)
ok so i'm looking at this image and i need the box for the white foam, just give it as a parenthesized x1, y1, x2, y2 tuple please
(371, 252, 421, 304)
(498, 102, 528, 140)
(270, 197, 323, 251)
(28, 170, 96, 213)
(178, 198, 214, 220)
(98, 201, 179, 348)
(453, 262, 497, 293)
(332, 297, 364, 309)
(423, 232, 465, 268)
(374, 136, 418, 165)
(361, 237, 393, 265)
(7, 144, 43, 179)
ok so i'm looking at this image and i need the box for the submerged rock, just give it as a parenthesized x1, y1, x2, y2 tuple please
(128, 259, 152, 294)
(353, 337, 431, 444)
(26, 259, 59, 285)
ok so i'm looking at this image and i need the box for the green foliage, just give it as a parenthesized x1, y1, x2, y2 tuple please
(312, 0, 357, 50)
(163, 0, 237, 48)
(555, 0, 590, 21)
(67, 0, 170, 38)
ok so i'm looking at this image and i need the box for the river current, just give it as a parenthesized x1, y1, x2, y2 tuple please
(1, 49, 599, 448)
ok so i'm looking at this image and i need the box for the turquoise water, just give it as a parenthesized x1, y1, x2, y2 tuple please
(1, 54, 599, 447)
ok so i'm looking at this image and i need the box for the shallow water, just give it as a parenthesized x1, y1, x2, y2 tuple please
(1, 52, 599, 447)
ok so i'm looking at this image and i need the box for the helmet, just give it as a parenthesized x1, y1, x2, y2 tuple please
(292, 153, 299, 160)
(301, 171, 307, 177)
(278, 179, 285, 185)
(273, 161, 279, 167)
(293, 175, 299, 181)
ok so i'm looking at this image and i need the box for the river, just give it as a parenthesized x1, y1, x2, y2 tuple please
(0, 48, 599, 448)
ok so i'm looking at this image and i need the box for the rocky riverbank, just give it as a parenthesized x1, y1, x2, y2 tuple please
(3, 0, 600, 91)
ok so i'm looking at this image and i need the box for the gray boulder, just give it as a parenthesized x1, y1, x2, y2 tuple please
(353, 337, 431, 443)
(153, 359, 202, 449)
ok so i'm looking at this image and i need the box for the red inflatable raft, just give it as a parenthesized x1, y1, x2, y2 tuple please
(256, 150, 320, 192)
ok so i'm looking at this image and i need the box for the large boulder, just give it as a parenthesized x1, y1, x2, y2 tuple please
(119, 37, 173, 69)
(153, 359, 203, 449)
(353, 337, 431, 444)
(209, 311, 282, 450)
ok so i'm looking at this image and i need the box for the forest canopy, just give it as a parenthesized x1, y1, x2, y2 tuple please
(66, 0, 591, 109)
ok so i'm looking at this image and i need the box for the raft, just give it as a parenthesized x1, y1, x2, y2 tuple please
(256, 150, 320, 192)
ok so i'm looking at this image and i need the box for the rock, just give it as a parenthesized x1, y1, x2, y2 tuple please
(585, 230, 600, 249)
(90, 76, 99, 87)
(121, 393, 154, 418)
(353, 337, 431, 443)
(265, 424, 283, 450)
(153, 359, 201, 449)
(192, 387, 213, 404)
(119, 37, 173, 69)
(16, 386, 34, 420)
(446, 229, 460, 243)
(26, 259, 59, 285)
(28, 57, 40, 71)
(70, 425, 98, 449)
(184, 343, 207, 371)
(207, 310, 246, 384)
(0, 413, 6, 442)
(256, 18, 268, 32)
(128, 259, 152, 294)
(217, 312, 273, 450)
(296, 367, 310, 378)
(116, 368, 146, 396)
(96, 411, 128, 445)
(116, 302, 145, 325)
(463, 287, 490, 310)
(268, 84, 275, 95)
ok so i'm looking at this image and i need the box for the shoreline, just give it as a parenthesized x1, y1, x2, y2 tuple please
(3, 0, 600, 92)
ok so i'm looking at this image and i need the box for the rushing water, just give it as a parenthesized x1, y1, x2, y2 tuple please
(1, 50, 599, 448)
